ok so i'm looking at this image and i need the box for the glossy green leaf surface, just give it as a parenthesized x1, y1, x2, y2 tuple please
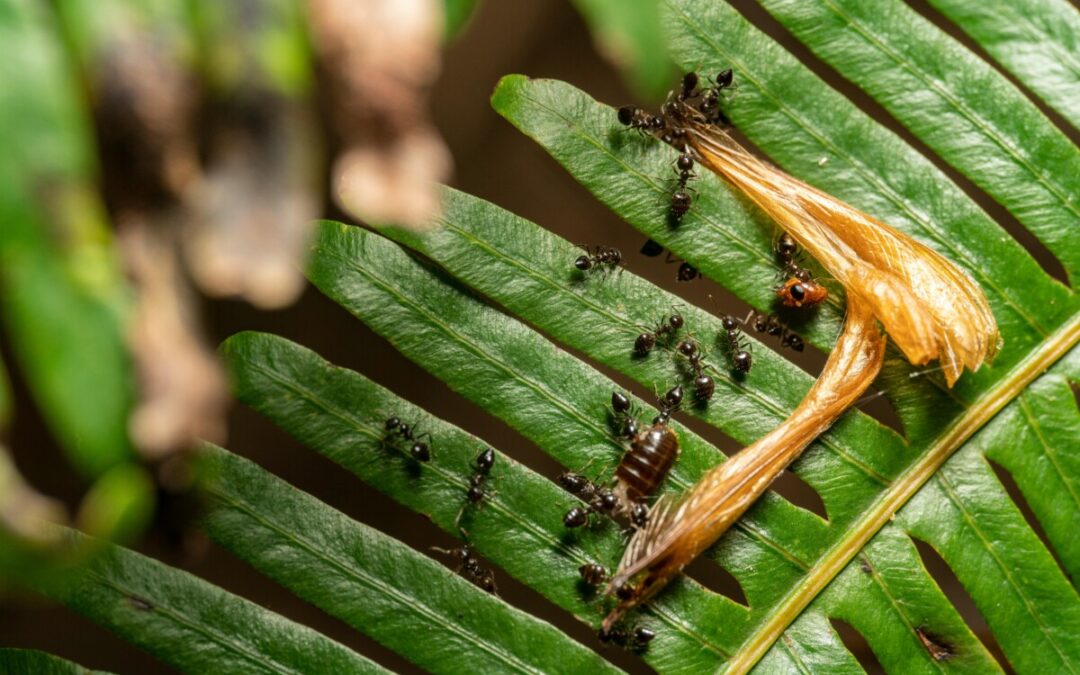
(198, 440, 620, 675)
(757, 0, 1080, 283)
(0, 648, 112, 675)
(38, 529, 389, 674)
(926, 0, 1080, 131)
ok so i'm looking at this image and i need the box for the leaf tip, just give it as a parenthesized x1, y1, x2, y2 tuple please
(490, 74, 531, 111)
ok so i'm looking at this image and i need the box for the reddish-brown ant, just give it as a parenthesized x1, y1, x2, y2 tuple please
(611, 386, 681, 504)
(775, 233, 828, 308)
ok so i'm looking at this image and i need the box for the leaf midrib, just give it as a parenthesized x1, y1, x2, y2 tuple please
(724, 310, 1080, 673)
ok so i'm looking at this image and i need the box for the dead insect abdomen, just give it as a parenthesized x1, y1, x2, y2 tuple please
(615, 425, 679, 503)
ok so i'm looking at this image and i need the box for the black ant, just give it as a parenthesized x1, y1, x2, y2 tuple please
(675, 338, 716, 402)
(670, 152, 696, 224)
(433, 544, 497, 594)
(634, 312, 684, 356)
(746, 310, 805, 352)
(560, 471, 618, 528)
(638, 239, 700, 282)
(776, 233, 828, 308)
(466, 447, 495, 504)
(455, 448, 495, 533)
(719, 315, 753, 374)
(575, 245, 622, 273)
(698, 69, 735, 123)
(677, 261, 700, 282)
(617, 106, 664, 134)
(384, 416, 431, 462)
(677, 71, 699, 101)
(599, 624, 657, 652)
(579, 563, 608, 586)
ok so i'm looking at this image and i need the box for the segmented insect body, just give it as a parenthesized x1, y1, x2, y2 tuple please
(384, 416, 431, 461)
(575, 245, 622, 272)
(616, 425, 679, 504)
(438, 545, 497, 594)
(613, 386, 681, 505)
(777, 277, 828, 308)
(747, 310, 805, 352)
(579, 563, 608, 585)
(617, 106, 663, 134)
(674, 338, 715, 402)
(633, 312, 684, 356)
(670, 152, 696, 223)
(720, 316, 752, 373)
(676, 261, 700, 282)
(776, 233, 828, 308)
(599, 625, 657, 652)
(467, 448, 495, 503)
(698, 69, 734, 122)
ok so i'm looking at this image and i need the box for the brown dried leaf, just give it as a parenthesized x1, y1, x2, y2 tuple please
(0, 445, 67, 544)
(308, 0, 452, 231)
(687, 121, 999, 385)
(120, 222, 228, 460)
(604, 295, 886, 630)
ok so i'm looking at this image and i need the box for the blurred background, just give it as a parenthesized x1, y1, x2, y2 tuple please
(2, 0, 1070, 672)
